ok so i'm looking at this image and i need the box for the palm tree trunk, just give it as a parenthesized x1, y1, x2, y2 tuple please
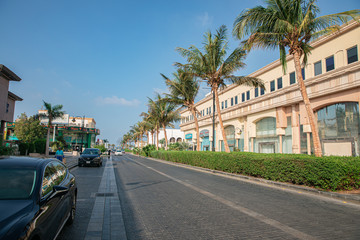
(156, 127, 159, 150)
(45, 127, 50, 156)
(146, 132, 149, 145)
(163, 124, 168, 150)
(214, 87, 230, 153)
(293, 51, 322, 157)
(190, 107, 201, 151)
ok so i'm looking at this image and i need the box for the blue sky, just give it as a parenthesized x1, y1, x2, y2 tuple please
(1, 0, 359, 145)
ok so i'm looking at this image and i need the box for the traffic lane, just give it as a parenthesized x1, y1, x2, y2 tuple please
(113, 155, 300, 240)
(119, 154, 360, 239)
(57, 161, 105, 240)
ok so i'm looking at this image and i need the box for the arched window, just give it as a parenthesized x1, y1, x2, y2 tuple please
(317, 102, 359, 156)
(255, 117, 278, 153)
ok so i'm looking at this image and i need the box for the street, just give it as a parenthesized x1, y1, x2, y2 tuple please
(58, 154, 360, 240)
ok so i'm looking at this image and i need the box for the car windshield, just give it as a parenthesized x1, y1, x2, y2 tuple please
(0, 169, 37, 200)
(83, 149, 99, 155)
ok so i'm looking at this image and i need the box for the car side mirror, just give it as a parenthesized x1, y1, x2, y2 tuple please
(51, 185, 69, 198)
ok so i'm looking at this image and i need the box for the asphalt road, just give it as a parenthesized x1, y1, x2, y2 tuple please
(114, 154, 360, 240)
(58, 154, 360, 239)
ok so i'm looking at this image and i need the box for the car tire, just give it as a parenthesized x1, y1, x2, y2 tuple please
(78, 163, 81, 167)
(67, 194, 76, 225)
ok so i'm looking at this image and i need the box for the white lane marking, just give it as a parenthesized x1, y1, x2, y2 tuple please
(127, 155, 316, 240)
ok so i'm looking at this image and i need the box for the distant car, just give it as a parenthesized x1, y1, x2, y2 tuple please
(0, 157, 77, 240)
(78, 148, 102, 167)
(115, 150, 123, 156)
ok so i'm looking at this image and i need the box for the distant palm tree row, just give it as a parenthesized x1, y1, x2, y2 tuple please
(122, 0, 359, 156)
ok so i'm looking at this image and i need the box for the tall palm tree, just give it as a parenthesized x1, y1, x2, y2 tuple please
(176, 25, 264, 152)
(40, 101, 65, 156)
(233, 0, 359, 157)
(140, 111, 156, 145)
(161, 68, 201, 151)
(148, 93, 180, 150)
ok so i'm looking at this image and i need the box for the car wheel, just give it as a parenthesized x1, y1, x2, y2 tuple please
(78, 163, 81, 167)
(67, 194, 76, 225)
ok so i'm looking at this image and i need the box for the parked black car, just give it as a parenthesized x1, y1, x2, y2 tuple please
(0, 157, 77, 240)
(78, 148, 102, 167)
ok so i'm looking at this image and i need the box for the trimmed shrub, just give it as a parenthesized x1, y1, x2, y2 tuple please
(19, 142, 30, 155)
(34, 139, 47, 154)
(0, 145, 14, 155)
(150, 151, 360, 191)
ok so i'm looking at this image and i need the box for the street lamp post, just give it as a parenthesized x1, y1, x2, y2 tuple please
(72, 115, 85, 152)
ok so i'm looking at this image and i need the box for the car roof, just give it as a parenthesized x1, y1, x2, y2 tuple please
(0, 156, 53, 169)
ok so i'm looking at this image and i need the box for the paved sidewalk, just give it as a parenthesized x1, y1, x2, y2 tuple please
(84, 157, 127, 240)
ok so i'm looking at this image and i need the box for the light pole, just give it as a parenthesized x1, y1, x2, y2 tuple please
(72, 115, 85, 152)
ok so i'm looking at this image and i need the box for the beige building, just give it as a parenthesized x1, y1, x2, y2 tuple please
(180, 21, 360, 156)
(0, 65, 22, 143)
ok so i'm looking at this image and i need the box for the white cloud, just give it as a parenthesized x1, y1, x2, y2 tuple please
(197, 12, 213, 27)
(95, 96, 141, 106)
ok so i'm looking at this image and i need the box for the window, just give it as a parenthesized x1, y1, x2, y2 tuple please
(209, 107, 211, 114)
(314, 60, 322, 76)
(255, 88, 259, 97)
(225, 100, 228, 108)
(301, 68, 305, 80)
(206, 108, 208, 115)
(347, 46, 358, 64)
(277, 77, 283, 89)
(231, 98, 234, 106)
(235, 96, 238, 105)
(260, 88, 265, 95)
(242, 93, 245, 102)
(326, 55, 335, 72)
(290, 72, 296, 85)
(221, 101, 224, 109)
(6, 103, 9, 113)
(246, 91, 250, 100)
(270, 80, 275, 92)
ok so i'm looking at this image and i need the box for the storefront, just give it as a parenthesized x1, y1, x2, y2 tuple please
(200, 129, 210, 151)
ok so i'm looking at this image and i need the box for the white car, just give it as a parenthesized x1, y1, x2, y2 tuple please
(114, 150, 123, 156)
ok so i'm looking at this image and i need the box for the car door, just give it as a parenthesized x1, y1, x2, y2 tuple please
(52, 161, 71, 226)
(36, 162, 66, 240)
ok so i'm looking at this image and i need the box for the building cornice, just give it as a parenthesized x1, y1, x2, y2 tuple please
(181, 21, 360, 114)
(0, 64, 22, 81)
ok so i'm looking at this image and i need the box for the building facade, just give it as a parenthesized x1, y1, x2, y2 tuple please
(180, 21, 360, 156)
(38, 111, 100, 150)
(148, 129, 184, 146)
(0, 65, 22, 145)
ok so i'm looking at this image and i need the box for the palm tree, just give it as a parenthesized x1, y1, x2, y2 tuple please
(161, 68, 201, 151)
(140, 111, 156, 146)
(233, 0, 359, 156)
(148, 94, 180, 150)
(40, 101, 65, 156)
(176, 25, 264, 152)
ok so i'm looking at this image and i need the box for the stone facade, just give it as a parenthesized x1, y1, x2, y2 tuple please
(180, 21, 360, 156)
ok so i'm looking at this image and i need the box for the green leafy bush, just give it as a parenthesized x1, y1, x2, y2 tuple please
(142, 144, 156, 157)
(150, 151, 360, 191)
(168, 142, 189, 151)
(0, 145, 14, 155)
(132, 147, 143, 155)
(34, 139, 47, 154)
(19, 142, 30, 155)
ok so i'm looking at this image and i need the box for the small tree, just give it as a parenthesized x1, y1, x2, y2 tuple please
(14, 113, 46, 143)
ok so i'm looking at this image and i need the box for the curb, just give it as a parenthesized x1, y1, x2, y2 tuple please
(129, 153, 360, 204)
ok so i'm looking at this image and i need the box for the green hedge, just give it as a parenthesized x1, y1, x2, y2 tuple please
(150, 151, 360, 191)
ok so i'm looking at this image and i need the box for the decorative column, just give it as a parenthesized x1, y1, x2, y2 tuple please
(291, 105, 300, 154)
(307, 132, 311, 155)
(244, 118, 249, 152)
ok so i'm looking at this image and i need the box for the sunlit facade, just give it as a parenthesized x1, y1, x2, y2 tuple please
(180, 21, 360, 156)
